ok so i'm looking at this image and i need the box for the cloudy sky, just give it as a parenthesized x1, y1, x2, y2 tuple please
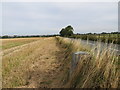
(1, 2, 118, 35)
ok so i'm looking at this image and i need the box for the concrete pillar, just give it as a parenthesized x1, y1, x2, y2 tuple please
(70, 51, 89, 75)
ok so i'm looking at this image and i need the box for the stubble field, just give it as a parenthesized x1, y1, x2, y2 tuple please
(2, 37, 65, 88)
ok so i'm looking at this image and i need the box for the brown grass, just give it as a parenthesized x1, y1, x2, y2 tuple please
(2, 37, 66, 88)
(2, 37, 119, 88)
(56, 36, 119, 88)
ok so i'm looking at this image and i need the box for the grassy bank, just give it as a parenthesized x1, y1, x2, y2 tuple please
(56, 36, 119, 88)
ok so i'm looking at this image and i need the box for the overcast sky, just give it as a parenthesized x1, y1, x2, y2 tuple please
(1, 2, 118, 35)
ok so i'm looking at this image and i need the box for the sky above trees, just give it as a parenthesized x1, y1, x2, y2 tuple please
(1, 2, 118, 35)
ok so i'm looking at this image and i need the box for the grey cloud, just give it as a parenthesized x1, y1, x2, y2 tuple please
(2, 2, 118, 35)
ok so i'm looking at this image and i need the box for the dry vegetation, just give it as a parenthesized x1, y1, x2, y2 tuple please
(1, 37, 120, 88)
(56, 37, 119, 88)
(2, 37, 66, 88)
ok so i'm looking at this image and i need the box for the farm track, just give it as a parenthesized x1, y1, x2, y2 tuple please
(2, 39, 41, 56)
(2, 37, 65, 88)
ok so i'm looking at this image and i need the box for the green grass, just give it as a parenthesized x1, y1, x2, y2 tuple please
(1, 38, 40, 50)
(2, 42, 24, 49)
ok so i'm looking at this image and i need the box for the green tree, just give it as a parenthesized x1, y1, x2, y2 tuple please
(60, 28, 66, 36)
(59, 25, 74, 36)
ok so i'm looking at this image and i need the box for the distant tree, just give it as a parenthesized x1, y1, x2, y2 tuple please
(111, 32, 120, 34)
(2, 35, 9, 38)
(13, 35, 18, 38)
(77, 33, 80, 35)
(60, 28, 66, 36)
(59, 25, 74, 36)
(87, 33, 92, 35)
(101, 32, 107, 34)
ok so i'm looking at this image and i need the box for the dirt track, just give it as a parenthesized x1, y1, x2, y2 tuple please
(22, 37, 64, 88)
(3, 37, 65, 88)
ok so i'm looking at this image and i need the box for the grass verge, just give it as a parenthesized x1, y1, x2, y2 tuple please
(56, 36, 119, 88)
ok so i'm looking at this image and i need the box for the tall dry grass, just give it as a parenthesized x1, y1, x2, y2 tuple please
(56, 36, 119, 88)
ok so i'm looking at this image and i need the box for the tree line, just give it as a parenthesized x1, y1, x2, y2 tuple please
(59, 25, 120, 36)
(59, 25, 120, 44)
(0, 34, 59, 39)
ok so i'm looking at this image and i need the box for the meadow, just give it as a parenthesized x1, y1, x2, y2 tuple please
(1, 38, 41, 50)
(1, 37, 120, 88)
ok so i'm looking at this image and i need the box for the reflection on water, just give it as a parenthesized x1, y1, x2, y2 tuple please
(72, 38, 120, 54)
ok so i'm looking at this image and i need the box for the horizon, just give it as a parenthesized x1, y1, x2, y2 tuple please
(1, 30, 119, 36)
